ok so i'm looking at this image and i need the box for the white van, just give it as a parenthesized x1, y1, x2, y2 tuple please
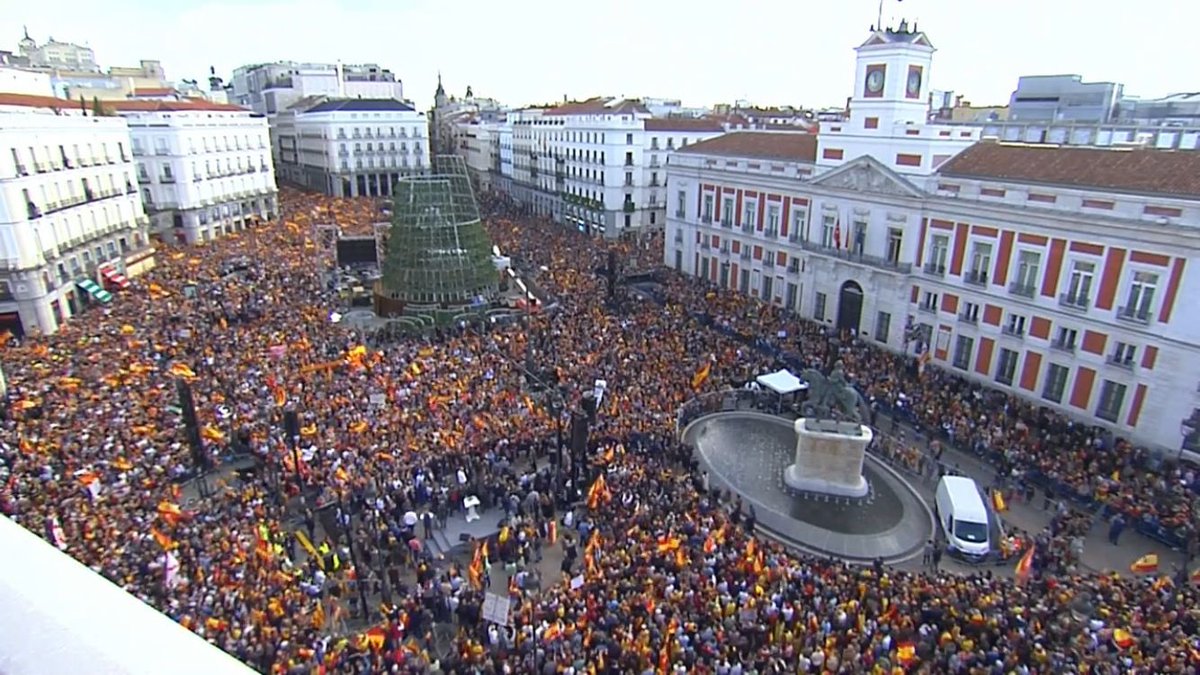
(934, 475, 990, 558)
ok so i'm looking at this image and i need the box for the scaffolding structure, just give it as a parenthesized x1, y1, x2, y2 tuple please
(376, 156, 497, 310)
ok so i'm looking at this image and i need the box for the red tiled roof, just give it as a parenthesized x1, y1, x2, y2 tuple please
(644, 117, 725, 132)
(938, 142, 1200, 199)
(675, 131, 818, 163)
(109, 99, 248, 113)
(544, 97, 649, 116)
(0, 93, 78, 110)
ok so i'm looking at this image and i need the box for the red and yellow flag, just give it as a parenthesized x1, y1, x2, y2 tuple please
(691, 361, 712, 390)
(1130, 553, 1159, 575)
(1014, 544, 1034, 582)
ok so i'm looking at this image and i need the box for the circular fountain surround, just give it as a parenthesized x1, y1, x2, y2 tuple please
(682, 411, 934, 562)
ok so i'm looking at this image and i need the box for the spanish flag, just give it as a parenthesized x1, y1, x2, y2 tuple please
(168, 362, 197, 379)
(691, 361, 712, 390)
(201, 425, 226, 442)
(1130, 553, 1159, 575)
(586, 473, 612, 510)
(1014, 544, 1034, 582)
(151, 527, 175, 550)
(1112, 628, 1134, 650)
(990, 489, 1007, 513)
(1190, 567, 1200, 585)
(896, 642, 917, 665)
(157, 500, 184, 526)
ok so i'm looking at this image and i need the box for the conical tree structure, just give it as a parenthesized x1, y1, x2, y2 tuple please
(377, 156, 496, 307)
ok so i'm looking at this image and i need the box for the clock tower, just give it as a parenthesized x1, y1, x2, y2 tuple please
(848, 19, 934, 132)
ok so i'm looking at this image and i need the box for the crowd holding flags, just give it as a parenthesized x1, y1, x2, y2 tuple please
(691, 360, 712, 390)
(586, 472, 613, 510)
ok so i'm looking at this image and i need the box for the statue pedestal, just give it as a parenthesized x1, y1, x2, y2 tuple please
(783, 418, 872, 499)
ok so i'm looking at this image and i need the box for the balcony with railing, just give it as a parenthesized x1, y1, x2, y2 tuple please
(26, 202, 41, 219)
(1116, 305, 1152, 325)
(963, 269, 989, 287)
(957, 311, 977, 325)
(1107, 353, 1136, 370)
(923, 262, 946, 277)
(797, 240, 913, 274)
(675, 209, 685, 219)
(1049, 339, 1076, 353)
(739, 249, 751, 261)
(1008, 281, 1037, 298)
(1058, 292, 1089, 311)
(1000, 324, 1025, 338)
(623, 201, 635, 213)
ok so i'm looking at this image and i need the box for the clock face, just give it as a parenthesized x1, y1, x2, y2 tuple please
(907, 70, 922, 96)
(866, 70, 885, 93)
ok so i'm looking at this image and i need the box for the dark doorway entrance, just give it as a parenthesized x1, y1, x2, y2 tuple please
(837, 280, 864, 334)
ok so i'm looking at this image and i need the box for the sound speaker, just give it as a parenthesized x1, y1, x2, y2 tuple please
(175, 379, 209, 472)
(570, 412, 589, 454)
(283, 408, 301, 440)
(581, 392, 598, 423)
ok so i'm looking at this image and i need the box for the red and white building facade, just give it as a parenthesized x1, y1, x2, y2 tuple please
(666, 25, 1200, 453)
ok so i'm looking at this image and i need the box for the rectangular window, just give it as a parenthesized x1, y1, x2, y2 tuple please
(792, 207, 807, 240)
(1064, 261, 1095, 307)
(674, 249, 683, 271)
(875, 311, 891, 343)
(821, 214, 835, 248)
(766, 205, 780, 235)
(1096, 380, 1127, 422)
(1043, 364, 1069, 403)
(739, 268, 750, 293)
(762, 275, 773, 299)
(1053, 326, 1078, 351)
(742, 201, 756, 231)
(676, 190, 686, 218)
(1012, 250, 1040, 296)
(786, 282, 799, 311)
(995, 348, 1019, 385)
(959, 301, 980, 323)
(953, 335, 974, 370)
(814, 292, 827, 321)
(927, 234, 949, 273)
(703, 195, 714, 222)
(921, 291, 939, 312)
(721, 198, 734, 226)
(1004, 313, 1027, 337)
(1121, 271, 1157, 321)
(966, 242, 992, 285)
(1111, 341, 1137, 367)
(886, 228, 903, 264)
(626, 133, 633, 145)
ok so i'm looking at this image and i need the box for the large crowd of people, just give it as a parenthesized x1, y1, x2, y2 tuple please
(1, 185, 1198, 673)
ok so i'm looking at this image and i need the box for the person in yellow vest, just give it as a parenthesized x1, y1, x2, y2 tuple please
(317, 541, 341, 571)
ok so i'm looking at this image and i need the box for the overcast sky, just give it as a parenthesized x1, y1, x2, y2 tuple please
(4, 0, 1196, 110)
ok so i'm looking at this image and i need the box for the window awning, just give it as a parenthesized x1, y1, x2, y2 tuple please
(77, 279, 113, 304)
(99, 266, 130, 290)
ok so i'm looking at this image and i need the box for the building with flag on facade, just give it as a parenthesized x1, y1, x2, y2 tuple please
(666, 19, 1200, 456)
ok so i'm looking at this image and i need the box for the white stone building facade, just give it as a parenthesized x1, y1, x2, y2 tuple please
(665, 25, 1200, 453)
(272, 98, 428, 197)
(0, 93, 153, 336)
(114, 100, 277, 245)
(230, 62, 404, 116)
(494, 99, 728, 238)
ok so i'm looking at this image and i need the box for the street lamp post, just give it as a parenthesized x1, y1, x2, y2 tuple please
(337, 489, 372, 621)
